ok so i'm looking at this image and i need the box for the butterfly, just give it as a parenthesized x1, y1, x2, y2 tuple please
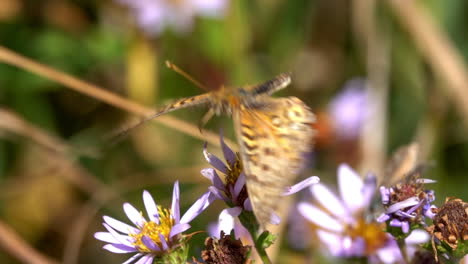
(122, 62, 316, 227)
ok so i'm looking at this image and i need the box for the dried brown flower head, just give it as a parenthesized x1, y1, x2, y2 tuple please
(199, 232, 251, 264)
(427, 197, 468, 249)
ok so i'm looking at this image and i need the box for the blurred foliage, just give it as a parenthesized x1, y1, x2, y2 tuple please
(0, 0, 467, 263)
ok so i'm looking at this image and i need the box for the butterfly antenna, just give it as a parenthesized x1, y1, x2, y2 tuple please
(109, 110, 170, 146)
(165, 61, 208, 91)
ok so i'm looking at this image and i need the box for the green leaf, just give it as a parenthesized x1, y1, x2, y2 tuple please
(256, 231, 276, 250)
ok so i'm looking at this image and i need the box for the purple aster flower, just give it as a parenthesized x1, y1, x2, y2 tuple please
(201, 133, 319, 229)
(298, 164, 412, 263)
(329, 78, 368, 139)
(117, 0, 229, 35)
(377, 174, 437, 234)
(94, 181, 213, 263)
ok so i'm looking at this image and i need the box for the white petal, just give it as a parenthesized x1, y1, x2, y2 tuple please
(143, 190, 159, 223)
(316, 230, 343, 256)
(102, 223, 134, 247)
(123, 253, 143, 264)
(405, 229, 429, 244)
(171, 181, 180, 223)
(297, 202, 343, 232)
(218, 207, 242, 235)
(338, 164, 364, 213)
(94, 232, 119, 244)
(134, 255, 154, 264)
(376, 245, 401, 264)
(180, 191, 213, 224)
(103, 244, 137, 254)
(193, 0, 228, 17)
(123, 203, 145, 228)
(386, 197, 419, 213)
(283, 176, 320, 196)
(311, 183, 347, 218)
(417, 178, 436, 184)
(103, 216, 139, 234)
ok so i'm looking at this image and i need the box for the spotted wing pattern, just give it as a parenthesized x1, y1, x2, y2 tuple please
(234, 97, 315, 227)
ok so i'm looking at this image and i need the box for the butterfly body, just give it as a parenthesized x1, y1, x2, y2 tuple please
(133, 73, 315, 227)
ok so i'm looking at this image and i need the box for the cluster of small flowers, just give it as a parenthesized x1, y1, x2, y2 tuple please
(94, 134, 319, 263)
(95, 133, 468, 263)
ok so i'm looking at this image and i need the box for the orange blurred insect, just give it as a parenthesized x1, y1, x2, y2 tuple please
(122, 62, 316, 227)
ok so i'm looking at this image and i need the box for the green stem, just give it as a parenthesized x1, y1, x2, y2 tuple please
(254, 242, 272, 264)
(238, 212, 272, 264)
(397, 238, 409, 263)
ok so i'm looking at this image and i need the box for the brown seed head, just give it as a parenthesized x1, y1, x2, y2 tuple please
(428, 197, 468, 249)
(200, 232, 251, 264)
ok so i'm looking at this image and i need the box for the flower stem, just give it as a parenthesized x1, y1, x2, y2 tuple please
(254, 242, 272, 264)
(397, 238, 409, 263)
(238, 212, 272, 264)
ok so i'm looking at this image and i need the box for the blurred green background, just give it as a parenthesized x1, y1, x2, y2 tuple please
(0, 0, 467, 263)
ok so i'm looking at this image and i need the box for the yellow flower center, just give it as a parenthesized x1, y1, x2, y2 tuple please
(225, 154, 243, 185)
(130, 206, 175, 253)
(346, 218, 388, 255)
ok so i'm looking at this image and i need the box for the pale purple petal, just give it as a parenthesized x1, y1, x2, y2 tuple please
(310, 183, 347, 218)
(361, 175, 376, 208)
(122, 253, 144, 264)
(233, 221, 252, 243)
(417, 178, 436, 184)
(142, 235, 160, 251)
(220, 132, 236, 165)
(377, 213, 390, 223)
(95, 232, 121, 244)
(380, 186, 390, 204)
(103, 216, 139, 234)
(103, 223, 135, 247)
(317, 230, 343, 256)
(208, 222, 221, 238)
(180, 191, 212, 224)
(143, 190, 159, 223)
(201, 168, 225, 191)
(389, 219, 402, 227)
(159, 233, 169, 251)
(208, 186, 227, 201)
(345, 236, 365, 256)
(401, 221, 410, 233)
(376, 245, 401, 264)
(203, 143, 229, 173)
(123, 203, 146, 228)
(169, 223, 191, 238)
(297, 202, 343, 232)
(233, 173, 246, 200)
(171, 181, 180, 223)
(192, 0, 228, 17)
(386, 197, 419, 213)
(103, 243, 137, 253)
(283, 176, 320, 196)
(243, 198, 252, 211)
(134, 254, 154, 264)
(338, 164, 364, 213)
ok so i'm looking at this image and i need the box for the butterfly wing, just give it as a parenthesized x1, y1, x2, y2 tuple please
(233, 97, 315, 227)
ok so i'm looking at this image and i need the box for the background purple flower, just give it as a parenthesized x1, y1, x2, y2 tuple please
(117, 0, 229, 35)
(329, 78, 368, 139)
